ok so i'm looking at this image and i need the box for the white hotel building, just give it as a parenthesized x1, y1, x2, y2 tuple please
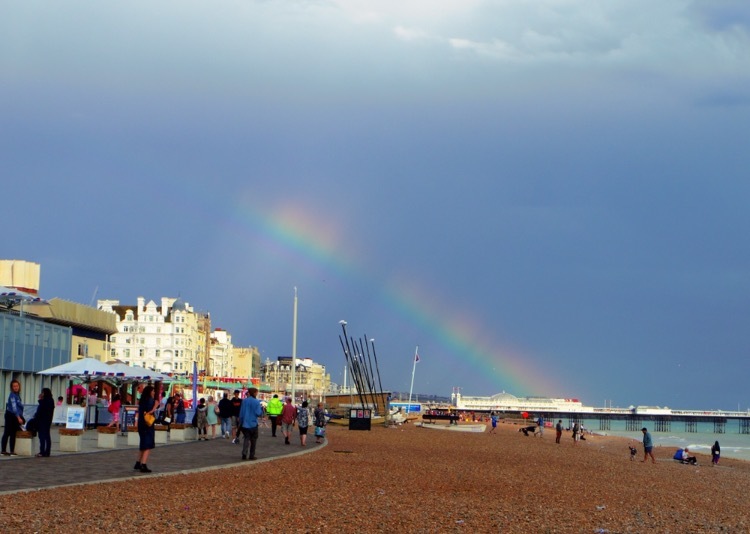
(98, 297, 211, 374)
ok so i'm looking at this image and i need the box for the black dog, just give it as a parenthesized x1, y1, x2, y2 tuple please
(519, 425, 537, 436)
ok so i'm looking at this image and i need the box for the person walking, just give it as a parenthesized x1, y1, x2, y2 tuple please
(313, 403, 327, 444)
(230, 390, 242, 444)
(536, 416, 544, 437)
(238, 387, 263, 461)
(135, 385, 158, 473)
(641, 427, 656, 464)
(555, 420, 563, 444)
(34, 388, 55, 457)
(279, 397, 297, 445)
(297, 400, 311, 446)
(195, 398, 208, 440)
(572, 422, 580, 445)
(711, 441, 721, 466)
(266, 394, 283, 438)
(206, 396, 219, 439)
(489, 412, 498, 434)
(2, 379, 24, 456)
(218, 392, 233, 438)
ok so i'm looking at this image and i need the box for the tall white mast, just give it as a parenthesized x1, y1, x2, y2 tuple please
(407, 345, 418, 413)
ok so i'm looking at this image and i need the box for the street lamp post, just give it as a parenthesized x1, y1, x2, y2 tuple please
(291, 287, 298, 402)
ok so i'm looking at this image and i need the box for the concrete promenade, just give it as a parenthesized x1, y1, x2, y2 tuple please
(0, 423, 321, 494)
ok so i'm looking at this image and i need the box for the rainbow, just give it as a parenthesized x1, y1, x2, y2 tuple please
(230, 196, 561, 397)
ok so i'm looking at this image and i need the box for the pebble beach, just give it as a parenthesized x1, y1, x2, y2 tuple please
(1, 421, 748, 533)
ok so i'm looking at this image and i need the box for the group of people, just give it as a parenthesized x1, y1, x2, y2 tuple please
(670, 440, 721, 466)
(265, 395, 328, 446)
(133, 388, 328, 471)
(2, 379, 329, 469)
(550, 418, 585, 444)
(1, 380, 55, 458)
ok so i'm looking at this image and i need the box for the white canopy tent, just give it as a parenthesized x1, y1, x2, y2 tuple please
(37, 357, 125, 379)
(103, 361, 172, 382)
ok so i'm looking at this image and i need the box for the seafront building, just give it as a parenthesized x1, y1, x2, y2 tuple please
(1, 260, 117, 406)
(2, 259, 320, 408)
(232, 345, 261, 381)
(260, 356, 331, 401)
(209, 328, 233, 377)
(98, 296, 261, 382)
(98, 297, 212, 375)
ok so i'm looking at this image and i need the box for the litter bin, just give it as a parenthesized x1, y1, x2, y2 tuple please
(349, 408, 372, 431)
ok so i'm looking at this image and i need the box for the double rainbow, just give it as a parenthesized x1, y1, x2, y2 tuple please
(231, 196, 560, 397)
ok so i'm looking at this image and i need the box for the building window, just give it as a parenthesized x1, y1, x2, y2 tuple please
(155, 349, 160, 357)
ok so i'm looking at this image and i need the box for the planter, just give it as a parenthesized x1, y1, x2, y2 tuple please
(97, 427, 118, 449)
(169, 424, 196, 442)
(59, 429, 84, 452)
(59, 428, 84, 436)
(154, 425, 169, 444)
(127, 426, 140, 446)
(15, 431, 34, 456)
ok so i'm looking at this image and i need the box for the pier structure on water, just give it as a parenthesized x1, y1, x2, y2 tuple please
(451, 389, 750, 434)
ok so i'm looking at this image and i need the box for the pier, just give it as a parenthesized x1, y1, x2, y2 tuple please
(493, 408, 750, 434)
(450, 391, 750, 434)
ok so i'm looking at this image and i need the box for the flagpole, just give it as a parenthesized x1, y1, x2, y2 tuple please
(407, 345, 418, 414)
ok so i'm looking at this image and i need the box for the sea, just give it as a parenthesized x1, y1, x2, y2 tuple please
(576, 419, 750, 462)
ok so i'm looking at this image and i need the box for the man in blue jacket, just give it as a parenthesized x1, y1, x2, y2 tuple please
(238, 388, 263, 461)
(641, 427, 656, 464)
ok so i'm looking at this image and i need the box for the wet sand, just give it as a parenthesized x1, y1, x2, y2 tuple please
(0, 421, 747, 532)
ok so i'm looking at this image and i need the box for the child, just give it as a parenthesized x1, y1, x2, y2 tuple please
(107, 394, 121, 428)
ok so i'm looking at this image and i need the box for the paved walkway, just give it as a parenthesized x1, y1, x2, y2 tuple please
(0, 424, 322, 494)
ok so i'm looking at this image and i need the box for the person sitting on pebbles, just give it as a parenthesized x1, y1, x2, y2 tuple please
(681, 447, 698, 465)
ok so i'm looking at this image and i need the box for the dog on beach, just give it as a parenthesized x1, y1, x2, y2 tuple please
(629, 446, 638, 461)
(519, 425, 537, 436)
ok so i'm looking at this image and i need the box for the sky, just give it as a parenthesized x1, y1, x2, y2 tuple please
(2, 1, 749, 411)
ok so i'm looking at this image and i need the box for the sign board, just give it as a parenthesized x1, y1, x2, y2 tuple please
(123, 406, 138, 429)
(349, 408, 372, 431)
(66, 406, 85, 430)
(52, 405, 67, 425)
